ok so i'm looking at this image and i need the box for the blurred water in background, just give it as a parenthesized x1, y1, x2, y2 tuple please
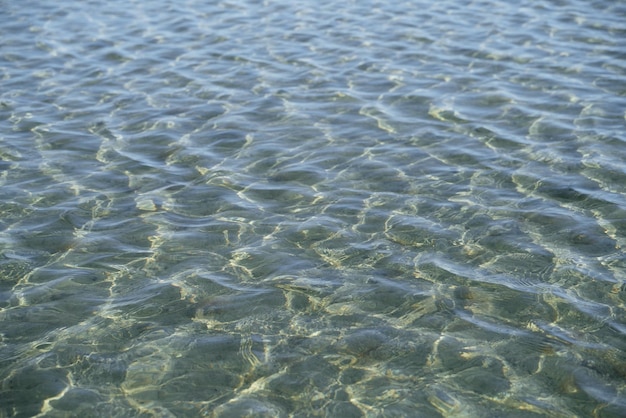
(1, 0, 626, 416)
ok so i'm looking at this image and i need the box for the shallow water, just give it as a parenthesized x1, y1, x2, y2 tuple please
(1, 0, 626, 416)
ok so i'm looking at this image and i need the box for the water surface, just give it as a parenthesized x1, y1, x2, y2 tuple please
(1, 0, 626, 416)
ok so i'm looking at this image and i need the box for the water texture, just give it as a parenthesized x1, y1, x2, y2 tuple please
(1, 0, 626, 416)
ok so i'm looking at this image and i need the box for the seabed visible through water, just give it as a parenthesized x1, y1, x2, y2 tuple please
(1, 0, 626, 416)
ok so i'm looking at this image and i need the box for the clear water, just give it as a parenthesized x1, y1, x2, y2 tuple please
(1, 0, 625, 416)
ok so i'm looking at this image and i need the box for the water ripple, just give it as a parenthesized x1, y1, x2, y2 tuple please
(1, 0, 625, 416)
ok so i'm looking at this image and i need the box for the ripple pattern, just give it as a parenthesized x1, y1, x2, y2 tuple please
(1, 0, 626, 416)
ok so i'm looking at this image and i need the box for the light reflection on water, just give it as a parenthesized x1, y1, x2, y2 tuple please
(1, 0, 626, 416)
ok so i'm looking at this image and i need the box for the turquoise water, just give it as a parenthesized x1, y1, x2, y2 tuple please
(1, 0, 625, 416)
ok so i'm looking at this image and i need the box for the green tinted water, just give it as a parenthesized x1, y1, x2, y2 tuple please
(1, 0, 625, 416)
